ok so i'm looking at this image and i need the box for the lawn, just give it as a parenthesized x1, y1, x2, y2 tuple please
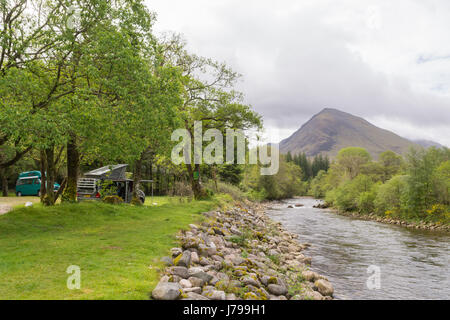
(0, 196, 227, 299)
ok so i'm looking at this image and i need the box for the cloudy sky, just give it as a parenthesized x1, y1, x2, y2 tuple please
(146, 0, 450, 146)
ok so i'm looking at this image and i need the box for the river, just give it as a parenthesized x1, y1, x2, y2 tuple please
(265, 197, 450, 300)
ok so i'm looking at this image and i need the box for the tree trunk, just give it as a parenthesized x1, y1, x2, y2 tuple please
(212, 165, 218, 192)
(186, 163, 206, 199)
(0, 169, 8, 196)
(63, 135, 79, 202)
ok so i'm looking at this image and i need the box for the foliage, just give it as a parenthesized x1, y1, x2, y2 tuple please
(102, 195, 124, 205)
(243, 157, 306, 200)
(374, 175, 408, 216)
(97, 180, 118, 198)
(286, 152, 329, 181)
(316, 146, 449, 224)
(204, 180, 246, 201)
(336, 147, 371, 179)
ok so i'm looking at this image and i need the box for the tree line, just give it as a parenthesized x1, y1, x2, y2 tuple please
(285, 151, 330, 180)
(0, 0, 261, 203)
(309, 146, 449, 223)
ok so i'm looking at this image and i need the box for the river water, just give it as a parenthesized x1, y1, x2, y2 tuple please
(265, 197, 450, 300)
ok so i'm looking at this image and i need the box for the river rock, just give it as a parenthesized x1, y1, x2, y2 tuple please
(183, 292, 210, 300)
(174, 250, 191, 268)
(204, 290, 226, 300)
(302, 270, 319, 282)
(314, 279, 334, 296)
(190, 251, 200, 264)
(167, 266, 189, 279)
(183, 287, 202, 294)
(308, 290, 324, 300)
(152, 281, 182, 300)
(267, 284, 288, 296)
(191, 271, 213, 284)
(241, 276, 261, 288)
(171, 247, 183, 257)
(188, 276, 205, 287)
(179, 279, 192, 288)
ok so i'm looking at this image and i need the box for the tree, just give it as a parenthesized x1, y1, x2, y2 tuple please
(374, 175, 408, 216)
(160, 36, 262, 198)
(336, 147, 371, 179)
(433, 160, 450, 205)
(379, 150, 403, 182)
(402, 147, 449, 216)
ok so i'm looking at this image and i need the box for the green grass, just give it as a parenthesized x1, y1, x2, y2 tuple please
(0, 196, 226, 300)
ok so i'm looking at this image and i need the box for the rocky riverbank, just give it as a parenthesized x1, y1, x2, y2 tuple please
(151, 201, 334, 300)
(320, 207, 450, 232)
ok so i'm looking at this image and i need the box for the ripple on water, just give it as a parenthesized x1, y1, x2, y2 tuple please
(266, 197, 450, 300)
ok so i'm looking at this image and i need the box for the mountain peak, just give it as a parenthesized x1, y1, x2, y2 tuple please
(279, 109, 417, 158)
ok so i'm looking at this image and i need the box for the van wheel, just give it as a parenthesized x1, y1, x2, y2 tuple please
(16, 191, 22, 197)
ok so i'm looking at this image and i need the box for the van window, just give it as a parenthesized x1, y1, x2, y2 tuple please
(17, 179, 33, 185)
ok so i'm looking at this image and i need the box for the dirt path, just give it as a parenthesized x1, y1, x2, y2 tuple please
(0, 204, 12, 215)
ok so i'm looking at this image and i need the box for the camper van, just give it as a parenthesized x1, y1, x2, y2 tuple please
(77, 164, 147, 203)
(15, 171, 60, 197)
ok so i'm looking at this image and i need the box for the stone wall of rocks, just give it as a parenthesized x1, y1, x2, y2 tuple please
(332, 210, 449, 232)
(151, 201, 334, 300)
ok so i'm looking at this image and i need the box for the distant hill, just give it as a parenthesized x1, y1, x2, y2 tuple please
(413, 139, 445, 149)
(279, 108, 419, 159)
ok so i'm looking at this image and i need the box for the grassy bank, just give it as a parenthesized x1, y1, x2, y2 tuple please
(0, 196, 229, 299)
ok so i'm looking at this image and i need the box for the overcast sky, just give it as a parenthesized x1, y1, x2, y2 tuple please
(146, 0, 450, 146)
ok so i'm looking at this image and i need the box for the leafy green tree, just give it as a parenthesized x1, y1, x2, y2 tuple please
(433, 160, 450, 205)
(404, 147, 446, 216)
(374, 175, 408, 216)
(309, 170, 328, 198)
(161, 36, 262, 199)
(379, 150, 404, 182)
(336, 147, 371, 179)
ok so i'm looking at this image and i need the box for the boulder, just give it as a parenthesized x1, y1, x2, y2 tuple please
(167, 266, 189, 279)
(241, 276, 261, 288)
(301, 270, 319, 282)
(314, 279, 334, 296)
(191, 271, 213, 284)
(171, 247, 183, 257)
(179, 279, 192, 288)
(183, 292, 210, 300)
(204, 290, 226, 300)
(188, 276, 205, 288)
(183, 287, 202, 294)
(191, 251, 199, 264)
(174, 251, 191, 268)
(267, 284, 288, 296)
(152, 281, 182, 300)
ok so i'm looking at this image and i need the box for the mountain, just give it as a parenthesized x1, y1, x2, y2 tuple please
(279, 108, 418, 159)
(413, 139, 445, 149)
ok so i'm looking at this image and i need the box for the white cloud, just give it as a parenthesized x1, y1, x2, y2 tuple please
(146, 0, 450, 146)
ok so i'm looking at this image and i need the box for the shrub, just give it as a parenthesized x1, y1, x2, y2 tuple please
(102, 195, 124, 205)
(169, 181, 193, 197)
(205, 180, 247, 201)
(374, 175, 407, 216)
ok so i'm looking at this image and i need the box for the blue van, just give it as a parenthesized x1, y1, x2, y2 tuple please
(15, 171, 60, 197)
